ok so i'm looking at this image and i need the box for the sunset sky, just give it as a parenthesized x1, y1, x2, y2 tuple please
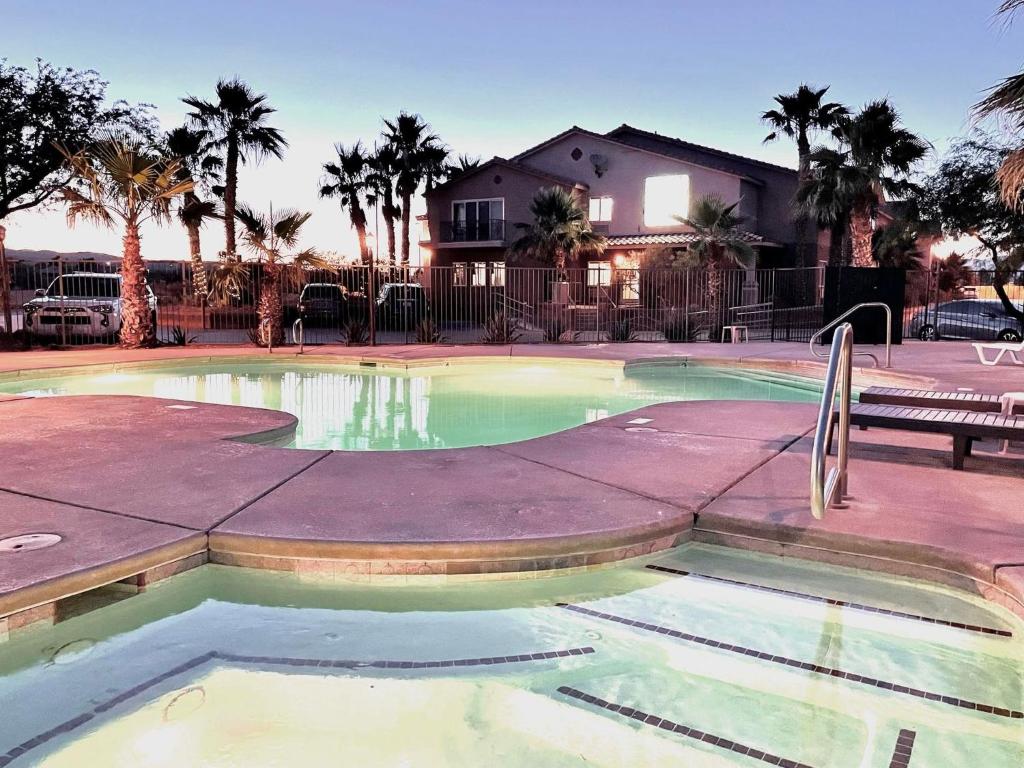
(4, 0, 1021, 262)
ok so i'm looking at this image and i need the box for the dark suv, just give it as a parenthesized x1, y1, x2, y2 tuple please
(298, 283, 349, 326)
(375, 283, 429, 330)
(909, 299, 1023, 341)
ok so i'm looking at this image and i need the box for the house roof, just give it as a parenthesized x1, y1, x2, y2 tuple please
(426, 156, 587, 197)
(606, 124, 798, 177)
(605, 231, 770, 248)
(510, 125, 780, 185)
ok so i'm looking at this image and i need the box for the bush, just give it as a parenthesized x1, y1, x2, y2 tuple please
(606, 318, 637, 342)
(167, 325, 197, 346)
(543, 317, 576, 343)
(415, 317, 445, 344)
(481, 311, 521, 344)
(0, 330, 32, 351)
(340, 317, 369, 346)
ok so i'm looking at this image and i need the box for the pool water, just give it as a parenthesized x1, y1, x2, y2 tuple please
(0, 359, 821, 450)
(0, 544, 1020, 767)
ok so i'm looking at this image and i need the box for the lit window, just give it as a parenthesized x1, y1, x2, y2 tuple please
(644, 175, 689, 226)
(471, 262, 487, 286)
(491, 262, 505, 287)
(588, 196, 613, 222)
(453, 262, 467, 286)
(587, 261, 612, 287)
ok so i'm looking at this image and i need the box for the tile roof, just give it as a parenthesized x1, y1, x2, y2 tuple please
(605, 231, 765, 247)
(426, 156, 586, 196)
(606, 124, 798, 177)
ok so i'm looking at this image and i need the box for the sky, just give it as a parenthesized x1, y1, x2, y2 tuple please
(3, 0, 1022, 263)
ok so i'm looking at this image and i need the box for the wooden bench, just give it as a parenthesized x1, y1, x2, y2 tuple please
(832, 403, 1024, 470)
(859, 386, 1005, 413)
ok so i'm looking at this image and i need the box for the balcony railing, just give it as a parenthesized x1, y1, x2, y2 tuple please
(439, 219, 507, 244)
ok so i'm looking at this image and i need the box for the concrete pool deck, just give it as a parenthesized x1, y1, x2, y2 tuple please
(1, 341, 1023, 633)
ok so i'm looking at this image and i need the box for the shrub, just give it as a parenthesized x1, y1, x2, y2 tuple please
(168, 325, 197, 346)
(340, 317, 370, 346)
(543, 317, 576, 343)
(481, 311, 521, 344)
(606, 318, 636, 342)
(415, 317, 445, 344)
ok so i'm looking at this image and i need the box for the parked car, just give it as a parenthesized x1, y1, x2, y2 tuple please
(22, 273, 157, 341)
(909, 299, 1023, 341)
(297, 283, 349, 326)
(375, 283, 430, 330)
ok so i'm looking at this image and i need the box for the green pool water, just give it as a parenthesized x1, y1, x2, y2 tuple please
(0, 544, 1020, 767)
(0, 359, 822, 450)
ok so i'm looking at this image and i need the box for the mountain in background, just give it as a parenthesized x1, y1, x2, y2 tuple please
(4, 248, 121, 263)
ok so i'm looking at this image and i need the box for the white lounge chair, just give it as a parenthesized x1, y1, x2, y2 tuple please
(973, 340, 1024, 366)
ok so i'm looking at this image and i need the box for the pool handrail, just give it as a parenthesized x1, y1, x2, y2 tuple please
(810, 322, 853, 519)
(809, 302, 892, 368)
(292, 317, 304, 353)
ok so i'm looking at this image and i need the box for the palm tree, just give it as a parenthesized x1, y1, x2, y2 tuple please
(834, 101, 929, 267)
(674, 195, 755, 341)
(319, 142, 374, 264)
(872, 221, 923, 269)
(762, 85, 848, 266)
(366, 143, 400, 265)
(226, 205, 334, 346)
(382, 112, 447, 266)
(164, 126, 222, 299)
(57, 134, 192, 347)
(446, 154, 481, 181)
(507, 187, 606, 280)
(797, 147, 858, 266)
(183, 79, 287, 260)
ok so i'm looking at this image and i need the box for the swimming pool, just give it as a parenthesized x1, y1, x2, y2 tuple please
(0, 544, 1020, 767)
(0, 359, 822, 450)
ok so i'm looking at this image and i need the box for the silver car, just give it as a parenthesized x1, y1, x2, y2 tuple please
(909, 299, 1023, 341)
(23, 272, 157, 340)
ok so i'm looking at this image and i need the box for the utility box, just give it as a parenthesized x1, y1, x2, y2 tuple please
(821, 267, 905, 345)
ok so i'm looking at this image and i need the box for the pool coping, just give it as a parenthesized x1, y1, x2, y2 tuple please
(1, 349, 1022, 637)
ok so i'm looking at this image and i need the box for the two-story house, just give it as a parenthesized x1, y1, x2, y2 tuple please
(420, 124, 816, 299)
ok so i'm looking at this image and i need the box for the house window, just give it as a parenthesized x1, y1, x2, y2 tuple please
(644, 175, 689, 226)
(453, 262, 467, 286)
(471, 262, 487, 287)
(587, 261, 612, 287)
(452, 199, 504, 241)
(589, 196, 613, 222)
(491, 262, 505, 287)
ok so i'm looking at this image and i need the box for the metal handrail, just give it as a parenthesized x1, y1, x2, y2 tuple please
(810, 322, 853, 519)
(809, 302, 892, 368)
(292, 317, 304, 353)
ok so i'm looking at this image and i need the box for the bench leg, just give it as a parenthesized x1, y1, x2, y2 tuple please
(952, 435, 970, 470)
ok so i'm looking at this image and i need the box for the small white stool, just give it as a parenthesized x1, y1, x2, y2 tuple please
(721, 325, 748, 343)
(999, 391, 1024, 453)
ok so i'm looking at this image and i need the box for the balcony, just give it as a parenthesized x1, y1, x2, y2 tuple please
(438, 219, 507, 245)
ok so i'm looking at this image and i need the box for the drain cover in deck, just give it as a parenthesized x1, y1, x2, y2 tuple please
(0, 533, 63, 552)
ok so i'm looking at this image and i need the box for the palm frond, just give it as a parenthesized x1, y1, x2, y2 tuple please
(997, 148, 1024, 210)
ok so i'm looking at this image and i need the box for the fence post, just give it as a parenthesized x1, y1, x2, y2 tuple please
(368, 264, 376, 346)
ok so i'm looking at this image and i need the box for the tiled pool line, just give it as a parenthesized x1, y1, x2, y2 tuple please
(645, 564, 1013, 637)
(556, 685, 816, 768)
(556, 603, 1024, 720)
(888, 729, 917, 768)
(0, 646, 596, 766)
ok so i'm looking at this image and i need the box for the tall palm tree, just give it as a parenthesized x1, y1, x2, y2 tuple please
(319, 142, 373, 264)
(762, 84, 848, 266)
(872, 220, 924, 269)
(164, 125, 222, 299)
(834, 101, 929, 267)
(797, 147, 858, 266)
(507, 187, 606, 280)
(674, 195, 755, 341)
(227, 205, 333, 346)
(183, 79, 287, 260)
(366, 143, 400, 265)
(975, 2, 1024, 208)
(382, 112, 447, 266)
(57, 135, 192, 347)
(446, 154, 481, 181)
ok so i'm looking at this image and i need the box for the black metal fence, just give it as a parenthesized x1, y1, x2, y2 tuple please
(1, 259, 829, 347)
(903, 267, 1024, 342)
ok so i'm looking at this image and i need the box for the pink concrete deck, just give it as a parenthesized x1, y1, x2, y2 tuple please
(1, 342, 1023, 625)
